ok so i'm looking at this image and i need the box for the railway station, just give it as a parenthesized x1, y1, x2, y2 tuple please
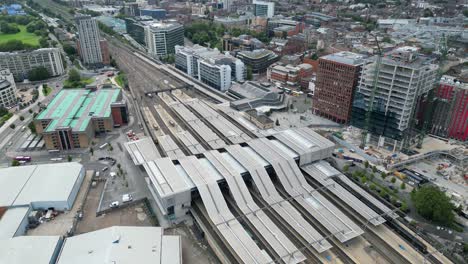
(125, 119, 419, 263)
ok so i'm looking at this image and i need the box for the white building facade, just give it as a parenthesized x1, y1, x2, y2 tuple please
(0, 48, 64, 81)
(145, 22, 184, 58)
(76, 15, 103, 65)
(253, 0, 275, 18)
(0, 69, 16, 108)
(175, 45, 245, 91)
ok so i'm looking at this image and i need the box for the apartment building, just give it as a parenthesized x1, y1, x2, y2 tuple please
(430, 76, 468, 141)
(237, 49, 279, 74)
(34, 88, 128, 150)
(351, 46, 438, 147)
(76, 15, 104, 66)
(0, 48, 64, 81)
(145, 22, 184, 58)
(0, 69, 16, 108)
(175, 45, 245, 91)
(313, 52, 364, 124)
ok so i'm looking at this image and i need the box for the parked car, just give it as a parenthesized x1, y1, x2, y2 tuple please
(122, 194, 133, 203)
(110, 201, 119, 208)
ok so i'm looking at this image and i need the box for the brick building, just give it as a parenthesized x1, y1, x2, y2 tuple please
(34, 88, 127, 150)
(313, 52, 364, 124)
(268, 63, 313, 88)
(430, 76, 468, 141)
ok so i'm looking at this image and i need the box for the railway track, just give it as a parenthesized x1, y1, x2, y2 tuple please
(274, 184, 356, 264)
(156, 93, 213, 151)
(191, 200, 236, 264)
(248, 188, 323, 264)
(331, 175, 446, 264)
(303, 172, 412, 264)
(223, 194, 283, 263)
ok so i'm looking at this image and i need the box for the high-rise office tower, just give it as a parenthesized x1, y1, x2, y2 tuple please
(313, 52, 364, 124)
(76, 15, 103, 66)
(144, 22, 184, 58)
(253, 0, 275, 18)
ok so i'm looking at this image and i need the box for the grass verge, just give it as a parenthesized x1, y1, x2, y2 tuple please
(0, 24, 40, 46)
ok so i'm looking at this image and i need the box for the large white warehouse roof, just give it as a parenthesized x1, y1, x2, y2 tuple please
(0, 162, 84, 207)
(0, 236, 62, 264)
(56, 226, 181, 264)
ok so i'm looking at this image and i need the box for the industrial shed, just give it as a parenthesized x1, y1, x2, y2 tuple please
(0, 162, 85, 210)
(0, 236, 63, 264)
(56, 226, 182, 264)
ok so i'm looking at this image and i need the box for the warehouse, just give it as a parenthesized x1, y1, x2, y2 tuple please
(0, 162, 85, 210)
(0, 236, 63, 264)
(56, 226, 181, 264)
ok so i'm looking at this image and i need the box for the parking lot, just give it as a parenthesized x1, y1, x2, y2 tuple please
(75, 180, 153, 235)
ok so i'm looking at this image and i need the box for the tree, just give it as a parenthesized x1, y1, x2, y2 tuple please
(39, 37, 48, 48)
(246, 65, 253, 80)
(400, 202, 409, 213)
(343, 164, 349, 173)
(0, 22, 20, 34)
(381, 172, 387, 179)
(9, 124, 15, 129)
(19, 116, 24, 121)
(310, 53, 319, 60)
(90, 147, 94, 156)
(28, 121, 36, 134)
(0, 39, 37, 52)
(68, 68, 81, 83)
(411, 186, 455, 226)
(391, 177, 396, 183)
(67, 155, 72, 162)
(400, 182, 406, 189)
(11, 160, 20, 166)
(364, 160, 369, 168)
(28, 67, 50, 81)
(63, 44, 77, 56)
(372, 166, 377, 173)
(464, 9, 468, 18)
(423, 8, 434, 17)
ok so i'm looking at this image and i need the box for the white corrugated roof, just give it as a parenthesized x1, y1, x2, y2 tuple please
(0, 163, 83, 207)
(0, 236, 61, 264)
(57, 226, 180, 264)
(12, 163, 83, 207)
(0, 207, 30, 239)
(125, 137, 161, 165)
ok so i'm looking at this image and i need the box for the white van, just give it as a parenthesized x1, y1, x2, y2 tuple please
(122, 194, 133, 203)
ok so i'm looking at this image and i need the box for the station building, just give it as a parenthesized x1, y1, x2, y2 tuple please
(34, 88, 128, 150)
